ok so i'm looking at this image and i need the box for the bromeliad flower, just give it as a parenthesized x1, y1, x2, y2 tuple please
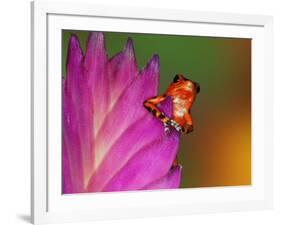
(63, 32, 181, 194)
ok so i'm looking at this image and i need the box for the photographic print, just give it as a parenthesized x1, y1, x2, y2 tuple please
(62, 30, 251, 194)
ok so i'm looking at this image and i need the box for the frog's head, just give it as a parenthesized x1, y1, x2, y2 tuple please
(173, 74, 200, 95)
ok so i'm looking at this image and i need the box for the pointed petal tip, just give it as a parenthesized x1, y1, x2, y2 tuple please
(148, 54, 160, 70)
(125, 37, 133, 49)
(152, 53, 159, 61)
(84, 32, 108, 66)
(66, 34, 83, 69)
(86, 32, 106, 53)
(138, 53, 160, 95)
(141, 54, 160, 76)
(69, 34, 79, 46)
(123, 37, 136, 59)
(151, 54, 159, 65)
(67, 34, 82, 53)
(88, 31, 104, 42)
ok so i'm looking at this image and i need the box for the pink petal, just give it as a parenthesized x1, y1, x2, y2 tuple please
(84, 32, 109, 137)
(102, 129, 180, 192)
(63, 99, 84, 192)
(63, 35, 85, 193)
(87, 115, 162, 191)
(87, 98, 174, 192)
(108, 38, 138, 110)
(93, 55, 160, 171)
(143, 166, 182, 190)
(63, 34, 96, 192)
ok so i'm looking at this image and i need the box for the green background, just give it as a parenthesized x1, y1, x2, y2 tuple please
(62, 30, 251, 188)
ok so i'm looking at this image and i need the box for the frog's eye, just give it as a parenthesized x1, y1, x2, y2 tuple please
(173, 74, 182, 83)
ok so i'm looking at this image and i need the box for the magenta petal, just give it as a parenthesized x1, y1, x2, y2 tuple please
(93, 55, 160, 170)
(87, 115, 162, 191)
(140, 54, 160, 94)
(63, 99, 84, 193)
(65, 35, 83, 74)
(143, 166, 182, 190)
(63, 35, 85, 193)
(108, 38, 138, 109)
(87, 98, 174, 192)
(64, 35, 83, 104)
(102, 129, 180, 192)
(84, 32, 109, 136)
(63, 34, 97, 192)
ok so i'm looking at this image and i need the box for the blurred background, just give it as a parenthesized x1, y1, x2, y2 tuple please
(62, 30, 251, 188)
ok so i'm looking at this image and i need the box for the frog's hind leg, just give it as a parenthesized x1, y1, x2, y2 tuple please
(143, 95, 170, 124)
(143, 95, 182, 132)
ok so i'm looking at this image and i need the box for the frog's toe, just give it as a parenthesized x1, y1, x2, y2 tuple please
(174, 124, 182, 132)
(182, 124, 193, 134)
(176, 126, 182, 132)
(168, 120, 182, 132)
(164, 123, 171, 134)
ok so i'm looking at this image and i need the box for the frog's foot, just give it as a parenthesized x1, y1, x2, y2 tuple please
(166, 120, 182, 132)
(182, 124, 194, 134)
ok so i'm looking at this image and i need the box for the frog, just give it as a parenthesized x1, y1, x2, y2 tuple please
(143, 74, 200, 134)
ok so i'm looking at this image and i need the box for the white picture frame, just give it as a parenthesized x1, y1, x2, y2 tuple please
(31, 1, 273, 224)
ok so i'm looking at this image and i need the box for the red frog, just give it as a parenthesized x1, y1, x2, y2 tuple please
(143, 74, 200, 134)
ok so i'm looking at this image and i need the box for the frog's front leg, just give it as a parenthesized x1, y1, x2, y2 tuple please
(182, 112, 194, 134)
